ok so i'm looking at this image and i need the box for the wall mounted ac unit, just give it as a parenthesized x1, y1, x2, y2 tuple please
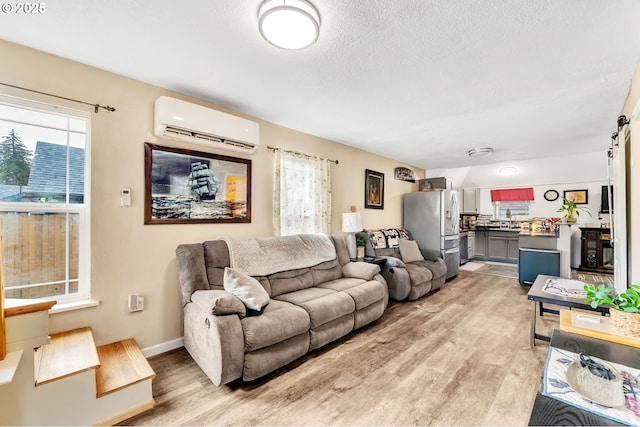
(154, 96, 259, 154)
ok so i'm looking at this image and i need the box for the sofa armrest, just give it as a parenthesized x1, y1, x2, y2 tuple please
(183, 301, 245, 386)
(420, 248, 442, 262)
(374, 257, 410, 301)
(380, 256, 406, 268)
(342, 262, 380, 280)
(191, 290, 247, 318)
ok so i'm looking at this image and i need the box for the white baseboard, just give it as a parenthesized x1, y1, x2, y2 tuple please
(141, 337, 184, 358)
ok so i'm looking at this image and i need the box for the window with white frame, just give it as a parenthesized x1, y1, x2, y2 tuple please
(494, 201, 530, 219)
(0, 96, 90, 304)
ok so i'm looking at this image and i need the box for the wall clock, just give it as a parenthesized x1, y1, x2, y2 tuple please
(544, 189, 559, 201)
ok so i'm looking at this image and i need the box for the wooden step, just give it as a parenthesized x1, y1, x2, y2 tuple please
(95, 338, 156, 398)
(34, 326, 100, 386)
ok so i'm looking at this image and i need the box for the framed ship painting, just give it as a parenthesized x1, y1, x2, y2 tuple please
(144, 143, 251, 224)
(365, 169, 384, 209)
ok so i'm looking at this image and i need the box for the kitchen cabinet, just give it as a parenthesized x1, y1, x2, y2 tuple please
(507, 237, 519, 261)
(474, 230, 487, 258)
(518, 248, 560, 284)
(475, 229, 519, 263)
(488, 235, 509, 261)
(462, 188, 480, 213)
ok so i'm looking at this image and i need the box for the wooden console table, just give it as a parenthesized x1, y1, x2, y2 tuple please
(560, 308, 640, 348)
(529, 329, 640, 426)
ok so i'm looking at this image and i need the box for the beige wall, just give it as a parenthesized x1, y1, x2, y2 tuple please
(0, 39, 424, 348)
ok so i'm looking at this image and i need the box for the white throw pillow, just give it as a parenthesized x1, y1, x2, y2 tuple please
(398, 239, 425, 263)
(223, 267, 270, 312)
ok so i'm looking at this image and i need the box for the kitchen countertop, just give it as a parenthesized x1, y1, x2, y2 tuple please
(474, 226, 521, 232)
(519, 231, 558, 238)
(474, 225, 558, 237)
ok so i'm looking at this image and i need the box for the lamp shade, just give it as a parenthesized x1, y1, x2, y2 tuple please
(258, 0, 320, 50)
(342, 212, 362, 233)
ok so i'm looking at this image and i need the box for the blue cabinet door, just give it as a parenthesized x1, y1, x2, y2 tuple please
(518, 248, 560, 284)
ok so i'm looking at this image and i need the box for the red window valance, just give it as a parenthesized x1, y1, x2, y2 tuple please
(491, 188, 534, 202)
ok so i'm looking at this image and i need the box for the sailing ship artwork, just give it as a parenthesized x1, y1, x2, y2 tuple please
(189, 162, 221, 201)
(145, 143, 251, 224)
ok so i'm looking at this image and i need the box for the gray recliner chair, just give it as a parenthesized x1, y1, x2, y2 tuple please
(356, 228, 447, 301)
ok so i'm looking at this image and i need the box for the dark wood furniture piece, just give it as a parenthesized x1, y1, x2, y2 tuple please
(528, 329, 640, 426)
(527, 275, 608, 346)
(361, 256, 387, 268)
(579, 227, 613, 274)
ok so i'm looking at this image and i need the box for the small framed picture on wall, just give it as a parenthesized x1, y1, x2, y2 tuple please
(563, 189, 588, 205)
(365, 169, 384, 209)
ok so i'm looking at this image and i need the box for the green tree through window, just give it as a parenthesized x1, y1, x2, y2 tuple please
(0, 129, 32, 185)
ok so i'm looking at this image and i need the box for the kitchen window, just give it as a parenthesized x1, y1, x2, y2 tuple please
(0, 96, 91, 305)
(495, 202, 530, 219)
(491, 187, 534, 220)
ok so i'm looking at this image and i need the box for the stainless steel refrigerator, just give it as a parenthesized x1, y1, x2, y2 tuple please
(403, 190, 460, 280)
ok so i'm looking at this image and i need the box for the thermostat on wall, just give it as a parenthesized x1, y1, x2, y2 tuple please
(121, 188, 131, 207)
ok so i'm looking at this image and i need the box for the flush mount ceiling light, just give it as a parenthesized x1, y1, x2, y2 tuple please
(467, 147, 493, 157)
(499, 167, 518, 177)
(258, 0, 320, 50)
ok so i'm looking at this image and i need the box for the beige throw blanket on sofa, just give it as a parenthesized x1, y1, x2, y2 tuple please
(222, 234, 336, 276)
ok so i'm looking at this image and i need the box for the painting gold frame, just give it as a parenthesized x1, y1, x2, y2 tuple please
(563, 189, 588, 205)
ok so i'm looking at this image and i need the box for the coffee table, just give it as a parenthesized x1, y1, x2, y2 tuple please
(529, 329, 640, 426)
(527, 275, 608, 346)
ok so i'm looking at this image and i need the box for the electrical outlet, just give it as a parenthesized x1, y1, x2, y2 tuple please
(128, 293, 144, 312)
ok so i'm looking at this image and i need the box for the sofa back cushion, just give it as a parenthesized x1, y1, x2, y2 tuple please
(267, 258, 342, 297)
(203, 239, 231, 288)
(194, 236, 344, 299)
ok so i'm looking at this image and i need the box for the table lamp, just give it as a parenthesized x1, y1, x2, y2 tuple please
(342, 211, 363, 259)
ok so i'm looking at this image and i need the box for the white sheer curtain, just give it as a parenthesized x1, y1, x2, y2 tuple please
(273, 150, 331, 236)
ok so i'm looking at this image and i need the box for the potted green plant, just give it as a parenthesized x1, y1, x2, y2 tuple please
(356, 236, 367, 259)
(584, 284, 640, 337)
(557, 197, 591, 223)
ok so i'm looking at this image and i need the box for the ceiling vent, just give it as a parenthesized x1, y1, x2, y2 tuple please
(154, 96, 259, 154)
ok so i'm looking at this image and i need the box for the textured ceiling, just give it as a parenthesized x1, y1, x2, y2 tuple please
(1, 0, 639, 169)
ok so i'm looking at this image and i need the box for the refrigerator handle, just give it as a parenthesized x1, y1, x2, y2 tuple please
(449, 192, 460, 233)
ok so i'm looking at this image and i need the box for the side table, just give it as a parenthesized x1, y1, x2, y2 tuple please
(352, 256, 387, 269)
(527, 275, 608, 346)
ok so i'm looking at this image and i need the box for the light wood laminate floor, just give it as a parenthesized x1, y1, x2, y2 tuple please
(122, 271, 557, 426)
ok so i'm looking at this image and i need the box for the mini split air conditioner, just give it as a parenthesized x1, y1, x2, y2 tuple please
(154, 96, 259, 154)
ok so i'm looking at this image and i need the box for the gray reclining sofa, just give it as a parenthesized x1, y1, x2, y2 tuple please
(176, 233, 388, 385)
(356, 228, 447, 301)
